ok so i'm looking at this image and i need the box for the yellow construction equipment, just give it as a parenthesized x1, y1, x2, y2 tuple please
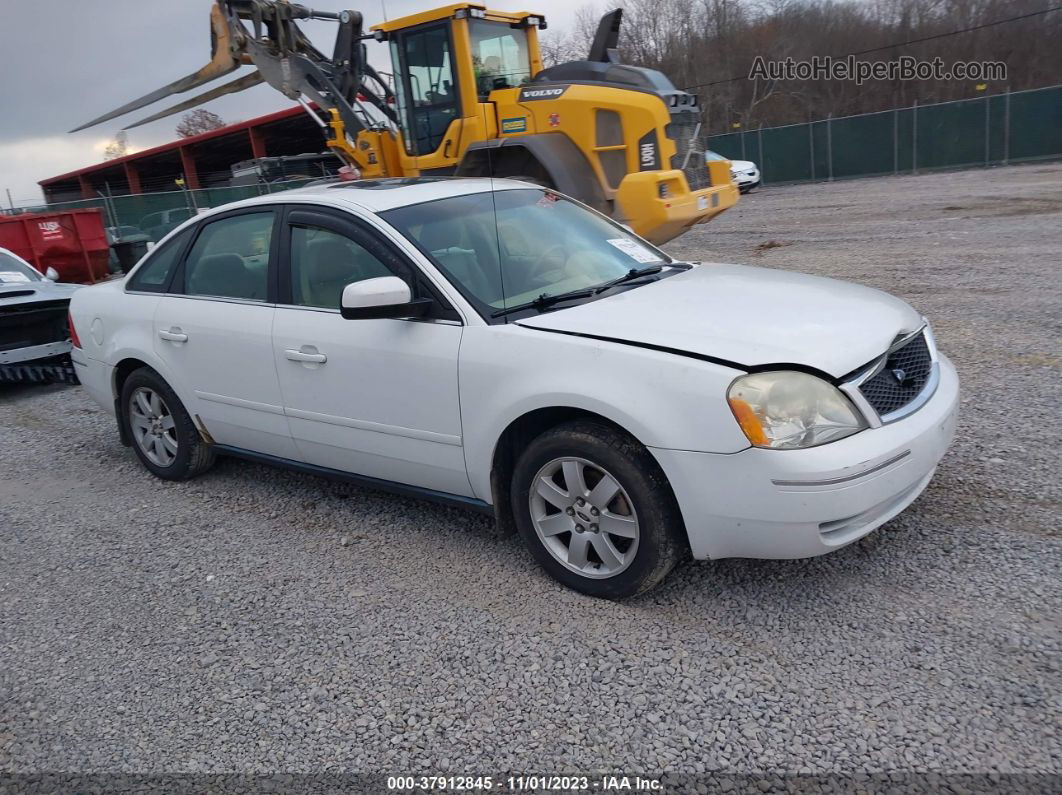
(74, 2, 737, 244)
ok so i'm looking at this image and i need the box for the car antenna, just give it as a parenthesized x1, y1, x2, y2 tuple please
(487, 145, 509, 320)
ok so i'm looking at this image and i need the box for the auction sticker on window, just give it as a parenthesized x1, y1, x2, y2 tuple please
(605, 238, 662, 264)
(0, 271, 32, 283)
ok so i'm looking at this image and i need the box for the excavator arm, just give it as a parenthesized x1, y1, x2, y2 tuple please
(72, 0, 395, 170)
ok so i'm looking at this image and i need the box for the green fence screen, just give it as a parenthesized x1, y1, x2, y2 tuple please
(707, 84, 1062, 185)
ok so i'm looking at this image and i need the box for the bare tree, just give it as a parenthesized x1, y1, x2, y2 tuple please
(568, 0, 1061, 133)
(176, 109, 227, 138)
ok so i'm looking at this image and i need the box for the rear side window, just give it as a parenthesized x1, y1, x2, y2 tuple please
(183, 212, 274, 301)
(126, 227, 192, 293)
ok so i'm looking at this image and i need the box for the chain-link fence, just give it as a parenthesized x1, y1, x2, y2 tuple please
(2, 178, 322, 241)
(706, 84, 1062, 185)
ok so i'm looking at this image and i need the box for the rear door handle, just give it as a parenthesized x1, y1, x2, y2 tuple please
(285, 348, 327, 364)
(158, 328, 188, 343)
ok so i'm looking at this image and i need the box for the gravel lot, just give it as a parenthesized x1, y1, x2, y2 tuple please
(2, 164, 1060, 786)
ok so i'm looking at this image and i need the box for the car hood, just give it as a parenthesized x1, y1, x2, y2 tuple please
(0, 280, 80, 308)
(730, 159, 757, 171)
(516, 263, 923, 378)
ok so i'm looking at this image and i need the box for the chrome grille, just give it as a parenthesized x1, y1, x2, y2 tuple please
(666, 119, 711, 191)
(858, 331, 934, 418)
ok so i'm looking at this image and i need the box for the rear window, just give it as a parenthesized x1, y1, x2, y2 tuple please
(126, 227, 192, 293)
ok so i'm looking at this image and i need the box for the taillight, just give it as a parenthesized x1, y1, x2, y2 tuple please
(68, 311, 82, 349)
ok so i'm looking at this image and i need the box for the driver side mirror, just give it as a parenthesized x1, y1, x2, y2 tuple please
(340, 276, 432, 320)
(45, 267, 60, 281)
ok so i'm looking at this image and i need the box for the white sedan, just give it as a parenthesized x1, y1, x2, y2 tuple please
(707, 150, 761, 193)
(69, 178, 958, 598)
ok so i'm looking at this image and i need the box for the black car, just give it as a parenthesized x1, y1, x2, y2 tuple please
(0, 248, 80, 384)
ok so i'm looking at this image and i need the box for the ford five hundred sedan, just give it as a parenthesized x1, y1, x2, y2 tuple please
(69, 178, 958, 598)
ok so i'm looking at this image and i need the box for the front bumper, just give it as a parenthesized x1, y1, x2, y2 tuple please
(616, 169, 739, 245)
(733, 170, 760, 188)
(0, 352, 79, 385)
(652, 354, 959, 560)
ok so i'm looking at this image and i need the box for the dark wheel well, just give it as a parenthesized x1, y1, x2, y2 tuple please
(114, 358, 150, 398)
(112, 358, 152, 446)
(456, 135, 611, 214)
(458, 147, 555, 187)
(490, 408, 686, 550)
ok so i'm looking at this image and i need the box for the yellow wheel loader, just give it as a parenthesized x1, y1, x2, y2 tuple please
(74, 2, 737, 244)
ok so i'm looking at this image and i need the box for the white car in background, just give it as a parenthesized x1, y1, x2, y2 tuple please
(707, 150, 761, 193)
(69, 178, 957, 598)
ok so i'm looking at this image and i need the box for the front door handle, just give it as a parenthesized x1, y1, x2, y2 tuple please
(158, 327, 188, 343)
(285, 347, 327, 364)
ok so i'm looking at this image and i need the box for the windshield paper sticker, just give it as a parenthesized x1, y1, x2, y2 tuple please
(0, 271, 32, 283)
(606, 238, 662, 264)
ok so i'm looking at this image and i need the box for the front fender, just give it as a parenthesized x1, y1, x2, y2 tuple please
(458, 324, 750, 501)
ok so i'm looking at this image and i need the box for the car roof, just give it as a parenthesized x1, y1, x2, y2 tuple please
(221, 177, 538, 217)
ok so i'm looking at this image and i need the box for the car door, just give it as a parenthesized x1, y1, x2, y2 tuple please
(153, 207, 300, 460)
(272, 205, 470, 496)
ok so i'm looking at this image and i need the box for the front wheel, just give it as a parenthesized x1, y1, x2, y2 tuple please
(511, 420, 686, 598)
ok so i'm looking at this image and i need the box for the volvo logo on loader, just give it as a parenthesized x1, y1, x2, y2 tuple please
(518, 86, 568, 101)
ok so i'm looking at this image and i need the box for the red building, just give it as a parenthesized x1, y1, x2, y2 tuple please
(40, 106, 324, 203)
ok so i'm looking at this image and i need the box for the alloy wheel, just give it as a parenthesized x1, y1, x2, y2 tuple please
(129, 387, 178, 467)
(529, 456, 640, 579)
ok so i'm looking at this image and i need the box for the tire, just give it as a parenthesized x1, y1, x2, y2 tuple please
(120, 367, 215, 481)
(510, 419, 686, 599)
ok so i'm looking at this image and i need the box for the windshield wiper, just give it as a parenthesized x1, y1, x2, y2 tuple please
(490, 264, 673, 319)
(491, 288, 597, 318)
(593, 264, 664, 294)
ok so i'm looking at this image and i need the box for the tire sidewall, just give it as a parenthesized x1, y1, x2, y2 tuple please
(120, 368, 199, 479)
(511, 424, 680, 599)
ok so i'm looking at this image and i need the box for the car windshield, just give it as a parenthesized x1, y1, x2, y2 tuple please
(705, 151, 728, 162)
(0, 251, 42, 283)
(381, 188, 671, 317)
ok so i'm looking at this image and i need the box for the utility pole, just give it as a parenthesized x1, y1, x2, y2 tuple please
(5, 188, 13, 211)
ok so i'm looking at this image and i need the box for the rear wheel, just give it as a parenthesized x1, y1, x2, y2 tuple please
(121, 368, 215, 480)
(511, 420, 685, 598)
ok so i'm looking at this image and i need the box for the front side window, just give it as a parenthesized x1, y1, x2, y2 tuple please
(0, 251, 43, 283)
(289, 226, 394, 309)
(183, 212, 273, 301)
(393, 24, 458, 156)
(126, 227, 193, 292)
(381, 189, 669, 319)
(469, 20, 531, 99)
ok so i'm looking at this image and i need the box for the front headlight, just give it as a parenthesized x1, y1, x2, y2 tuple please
(727, 371, 866, 449)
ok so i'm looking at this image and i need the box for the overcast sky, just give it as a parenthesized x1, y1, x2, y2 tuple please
(0, 0, 585, 205)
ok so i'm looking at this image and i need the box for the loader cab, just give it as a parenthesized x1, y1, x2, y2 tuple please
(373, 4, 545, 166)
